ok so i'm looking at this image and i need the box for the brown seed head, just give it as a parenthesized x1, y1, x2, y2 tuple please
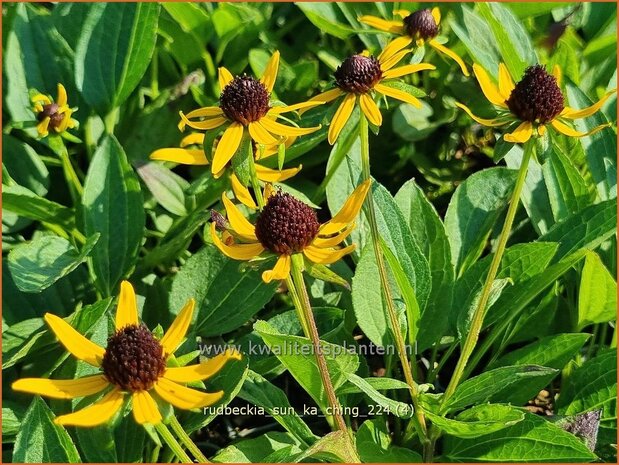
(506, 65, 564, 123)
(403, 9, 439, 40)
(334, 55, 383, 94)
(220, 75, 270, 125)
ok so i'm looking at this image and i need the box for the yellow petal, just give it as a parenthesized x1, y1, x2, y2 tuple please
(12, 375, 109, 400)
(255, 163, 301, 182)
(259, 117, 320, 137)
(56, 83, 68, 107)
(551, 119, 611, 138)
(179, 113, 227, 131)
(429, 40, 470, 77)
(180, 133, 206, 147)
(132, 390, 162, 425)
(212, 123, 244, 175)
(55, 388, 125, 427)
(504, 121, 533, 143)
(431, 7, 441, 26)
(358, 15, 404, 34)
(359, 93, 383, 126)
(222, 194, 257, 241)
(299, 88, 344, 115)
(378, 36, 413, 67)
(31, 93, 51, 105)
(538, 124, 547, 137)
(36, 117, 50, 137)
(561, 90, 616, 119)
(260, 50, 280, 93)
(472, 63, 507, 108)
(552, 64, 562, 86)
(164, 349, 242, 383)
(230, 173, 258, 210)
(262, 254, 291, 283)
(184, 107, 224, 119)
(269, 100, 324, 115)
(375, 83, 422, 108)
(328, 93, 356, 145)
(320, 179, 371, 235)
(382, 63, 436, 79)
(303, 244, 356, 265)
(497, 63, 515, 99)
(454, 102, 507, 127)
(314, 224, 354, 248)
(160, 299, 195, 356)
(211, 223, 265, 260)
(115, 280, 139, 330)
(219, 67, 234, 91)
(154, 377, 224, 410)
(44, 313, 105, 367)
(249, 121, 280, 146)
(380, 49, 410, 73)
(150, 148, 209, 165)
(263, 183, 275, 200)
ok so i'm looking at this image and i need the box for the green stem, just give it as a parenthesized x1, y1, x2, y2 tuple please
(358, 113, 429, 452)
(104, 108, 118, 135)
(154, 422, 193, 463)
(247, 140, 265, 209)
(169, 416, 209, 463)
(289, 254, 359, 462)
(286, 275, 311, 337)
(440, 139, 534, 410)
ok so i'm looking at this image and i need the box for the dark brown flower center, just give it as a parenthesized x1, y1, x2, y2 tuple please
(254, 191, 320, 255)
(506, 65, 564, 123)
(404, 9, 439, 40)
(220, 75, 270, 125)
(37, 103, 66, 130)
(102, 325, 166, 392)
(334, 55, 382, 94)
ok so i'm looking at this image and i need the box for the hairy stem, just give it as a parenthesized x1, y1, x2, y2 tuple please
(154, 422, 193, 463)
(169, 416, 209, 463)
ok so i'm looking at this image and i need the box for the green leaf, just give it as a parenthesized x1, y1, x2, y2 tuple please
(356, 418, 422, 463)
(296, 430, 360, 463)
(239, 370, 316, 446)
(395, 179, 454, 350)
(135, 162, 188, 216)
(477, 3, 537, 79)
(426, 404, 525, 439)
(82, 135, 145, 296)
(442, 411, 597, 462)
(445, 365, 558, 412)
(543, 144, 597, 223)
(2, 183, 74, 229)
(444, 167, 518, 275)
(538, 200, 616, 261)
(345, 373, 414, 419)
(13, 397, 81, 463)
(578, 252, 617, 328)
(295, 2, 355, 39)
(491, 333, 591, 371)
(169, 244, 276, 337)
(8, 234, 98, 293)
(254, 320, 359, 411)
(212, 432, 303, 463)
(75, 3, 160, 114)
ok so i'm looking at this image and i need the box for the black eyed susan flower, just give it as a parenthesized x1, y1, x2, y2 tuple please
(151, 132, 300, 210)
(31, 83, 78, 137)
(359, 7, 469, 76)
(303, 40, 435, 144)
(12, 281, 240, 427)
(456, 63, 616, 143)
(178, 51, 322, 177)
(211, 180, 371, 283)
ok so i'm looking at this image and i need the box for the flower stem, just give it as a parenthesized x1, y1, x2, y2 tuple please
(154, 422, 193, 463)
(440, 138, 534, 410)
(286, 274, 311, 337)
(169, 416, 209, 463)
(289, 254, 359, 462)
(247, 141, 265, 209)
(358, 113, 429, 450)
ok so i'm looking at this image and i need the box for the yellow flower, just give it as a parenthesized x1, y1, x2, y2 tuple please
(178, 51, 322, 177)
(359, 7, 469, 76)
(12, 281, 241, 427)
(151, 132, 300, 210)
(303, 40, 435, 144)
(31, 83, 78, 137)
(211, 180, 371, 283)
(456, 63, 616, 143)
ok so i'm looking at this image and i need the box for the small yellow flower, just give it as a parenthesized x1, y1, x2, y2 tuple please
(178, 51, 322, 177)
(359, 7, 469, 76)
(12, 281, 241, 427)
(303, 39, 435, 144)
(211, 180, 371, 283)
(31, 83, 77, 137)
(456, 63, 616, 143)
(150, 132, 300, 210)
